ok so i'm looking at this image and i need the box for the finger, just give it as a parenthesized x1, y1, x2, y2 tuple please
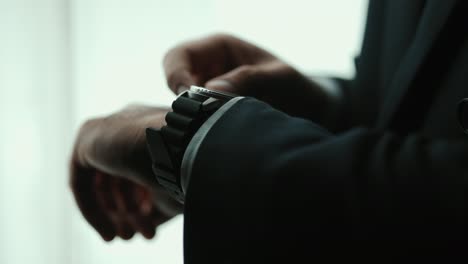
(204, 65, 259, 95)
(135, 186, 153, 216)
(123, 181, 156, 239)
(94, 171, 117, 211)
(94, 172, 131, 240)
(69, 164, 116, 241)
(205, 61, 293, 98)
(134, 215, 157, 239)
(111, 178, 136, 240)
(163, 34, 235, 94)
(163, 46, 198, 94)
(132, 185, 157, 239)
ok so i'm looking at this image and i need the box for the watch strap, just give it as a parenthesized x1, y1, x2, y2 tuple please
(146, 128, 185, 202)
(146, 91, 216, 202)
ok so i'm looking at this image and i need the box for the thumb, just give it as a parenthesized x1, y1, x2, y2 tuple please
(205, 65, 260, 95)
(167, 69, 198, 95)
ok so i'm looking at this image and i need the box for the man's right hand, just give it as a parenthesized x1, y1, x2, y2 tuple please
(163, 33, 343, 126)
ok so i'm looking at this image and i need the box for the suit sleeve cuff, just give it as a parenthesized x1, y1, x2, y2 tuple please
(180, 96, 246, 193)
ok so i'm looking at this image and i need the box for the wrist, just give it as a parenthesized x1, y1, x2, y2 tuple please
(117, 107, 170, 190)
(146, 87, 238, 203)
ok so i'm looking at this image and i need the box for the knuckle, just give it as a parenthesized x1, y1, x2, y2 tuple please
(236, 65, 256, 77)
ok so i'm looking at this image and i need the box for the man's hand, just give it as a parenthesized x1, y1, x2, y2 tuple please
(163, 33, 342, 126)
(69, 105, 183, 241)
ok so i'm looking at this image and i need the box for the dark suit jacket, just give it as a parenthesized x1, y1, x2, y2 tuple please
(182, 0, 468, 262)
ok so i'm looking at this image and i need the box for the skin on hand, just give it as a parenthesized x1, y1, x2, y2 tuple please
(163, 33, 341, 127)
(69, 105, 183, 241)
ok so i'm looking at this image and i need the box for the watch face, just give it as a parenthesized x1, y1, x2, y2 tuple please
(190, 86, 237, 100)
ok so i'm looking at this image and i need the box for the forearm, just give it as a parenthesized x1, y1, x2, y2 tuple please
(183, 97, 468, 261)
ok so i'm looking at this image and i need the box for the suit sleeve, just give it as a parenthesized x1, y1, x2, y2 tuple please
(182, 97, 468, 263)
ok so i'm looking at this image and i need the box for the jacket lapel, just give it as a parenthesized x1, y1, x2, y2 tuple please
(377, 0, 458, 130)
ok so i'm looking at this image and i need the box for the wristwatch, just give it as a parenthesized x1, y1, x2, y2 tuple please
(146, 86, 236, 203)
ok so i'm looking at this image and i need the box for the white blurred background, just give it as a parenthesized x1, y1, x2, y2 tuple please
(0, 0, 367, 263)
